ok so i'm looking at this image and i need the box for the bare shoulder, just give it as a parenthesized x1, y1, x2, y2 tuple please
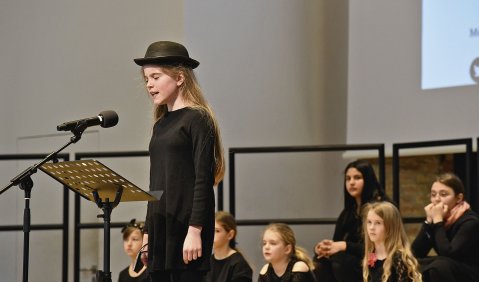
(260, 263, 269, 275)
(292, 261, 310, 272)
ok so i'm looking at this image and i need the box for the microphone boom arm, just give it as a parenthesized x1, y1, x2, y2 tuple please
(0, 122, 86, 195)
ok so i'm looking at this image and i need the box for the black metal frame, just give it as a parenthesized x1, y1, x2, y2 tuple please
(0, 153, 70, 282)
(228, 144, 386, 225)
(217, 181, 224, 211)
(392, 138, 474, 223)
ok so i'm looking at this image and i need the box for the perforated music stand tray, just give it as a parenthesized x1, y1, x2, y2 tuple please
(40, 159, 158, 282)
(39, 159, 156, 202)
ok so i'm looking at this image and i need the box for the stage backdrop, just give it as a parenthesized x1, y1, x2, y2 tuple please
(347, 0, 479, 155)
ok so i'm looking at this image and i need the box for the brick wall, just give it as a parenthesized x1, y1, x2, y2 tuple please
(367, 154, 454, 241)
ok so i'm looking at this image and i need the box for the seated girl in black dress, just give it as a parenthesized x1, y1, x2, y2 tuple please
(363, 202, 421, 282)
(258, 223, 315, 282)
(411, 173, 479, 282)
(206, 211, 253, 282)
(118, 219, 149, 282)
(314, 160, 388, 282)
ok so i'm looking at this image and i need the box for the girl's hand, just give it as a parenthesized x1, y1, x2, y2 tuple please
(140, 233, 148, 266)
(431, 203, 448, 223)
(183, 225, 202, 264)
(315, 240, 345, 258)
(327, 241, 346, 256)
(142, 233, 148, 245)
(424, 203, 434, 223)
(314, 240, 330, 258)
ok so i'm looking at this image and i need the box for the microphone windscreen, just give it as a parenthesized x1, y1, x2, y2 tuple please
(99, 110, 119, 128)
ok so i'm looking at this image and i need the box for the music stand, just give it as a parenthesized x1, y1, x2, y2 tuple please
(40, 159, 160, 282)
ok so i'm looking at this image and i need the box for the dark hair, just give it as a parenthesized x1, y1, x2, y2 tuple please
(215, 211, 237, 249)
(435, 172, 465, 196)
(121, 219, 145, 241)
(343, 160, 385, 211)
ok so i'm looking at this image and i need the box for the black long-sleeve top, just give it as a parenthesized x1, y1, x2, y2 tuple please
(258, 258, 316, 282)
(367, 253, 413, 282)
(206, 252, 253, 282)
(145, 107, 216, 272)
(411, 210, 479, 273)
(118, 266, 149, 282)
(332, 208, 363, 257)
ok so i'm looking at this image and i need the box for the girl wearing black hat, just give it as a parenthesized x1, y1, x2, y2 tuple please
(134, 41, 225, 282)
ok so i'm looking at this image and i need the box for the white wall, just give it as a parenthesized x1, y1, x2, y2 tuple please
(184, 0, 349, 276)
(0, 0, 184, 152)
(347, 0, 479, 154)
(0, 0, 349, 281)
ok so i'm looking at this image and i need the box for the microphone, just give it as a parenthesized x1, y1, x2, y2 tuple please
(56, 110, 119, 131)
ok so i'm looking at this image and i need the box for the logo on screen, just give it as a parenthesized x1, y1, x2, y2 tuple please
(471, 57, 479, 84)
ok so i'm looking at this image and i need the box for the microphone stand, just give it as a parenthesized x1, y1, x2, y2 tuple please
(0, 122, 89, 282)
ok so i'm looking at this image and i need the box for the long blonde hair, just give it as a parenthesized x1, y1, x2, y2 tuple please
(147, 65, 225, 185)
(264, 223, 314, 270)
(362, 202, 422, 282)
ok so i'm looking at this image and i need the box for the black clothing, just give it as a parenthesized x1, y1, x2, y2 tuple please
(314, 252, 361, 282)
(118, 266, 149, 282)
(313, 208, 363, 282)
(411, 209, 479, 282)
(367, 253, 412, 282)
(418, 256, 470, 282)
(205, 252, 253, 282)
(331, 208, 363, 256)
(150, 269, 206, 282)
(258, 258, 316, 282)
(146, 108, 216, 272)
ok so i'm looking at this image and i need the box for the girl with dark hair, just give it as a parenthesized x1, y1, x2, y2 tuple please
(313, 160, 388, 282)
(133, 40, 225, 282)
(118, 219, 149, 282)
(205, 211, 252, 282)
(411, 172, 479, 282)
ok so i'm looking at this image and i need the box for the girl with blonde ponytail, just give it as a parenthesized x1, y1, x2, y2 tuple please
(363, 202, 421, 282)
(259, 223, 315, 282)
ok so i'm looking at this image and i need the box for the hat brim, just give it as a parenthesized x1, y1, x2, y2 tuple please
(133, 56, 199, 69)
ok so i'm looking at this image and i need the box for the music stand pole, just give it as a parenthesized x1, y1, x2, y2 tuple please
(93, 187, 123, 282)
(0, 122, 88, 282)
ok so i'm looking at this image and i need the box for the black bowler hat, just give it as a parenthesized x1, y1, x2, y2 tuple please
(133, 41, 199, 69)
